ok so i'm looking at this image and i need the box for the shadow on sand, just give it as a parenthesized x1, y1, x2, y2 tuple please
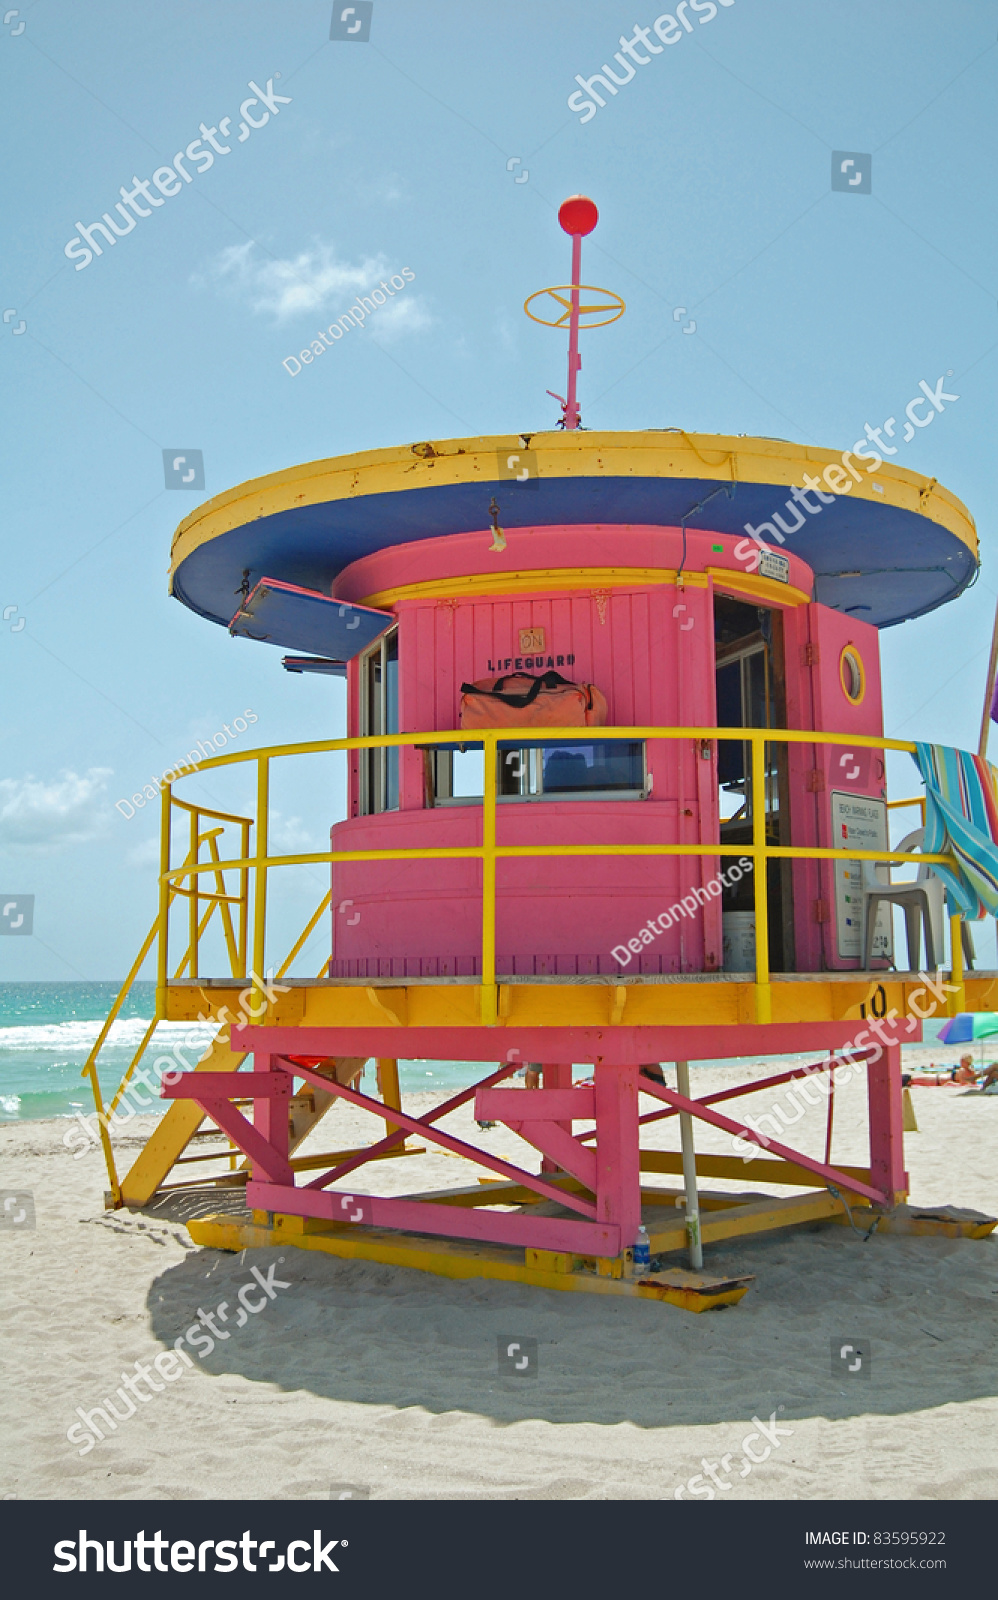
(143, 1190, 998, 1431)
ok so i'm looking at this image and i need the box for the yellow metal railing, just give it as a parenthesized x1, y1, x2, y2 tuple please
(150, 725, 962, 1029)
(82, 801, 333, 1205)
(80, 810, 257, 1204)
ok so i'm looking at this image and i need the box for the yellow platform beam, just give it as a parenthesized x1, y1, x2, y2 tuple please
(647, 1188, 845, 1252)
(164, 973, 998, 1032)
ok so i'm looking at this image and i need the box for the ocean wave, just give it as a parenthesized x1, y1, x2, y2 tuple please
(0, 1017, 219, 1051)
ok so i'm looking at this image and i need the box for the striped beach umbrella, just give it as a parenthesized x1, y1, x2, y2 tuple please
(937, 1012, 998, 1044)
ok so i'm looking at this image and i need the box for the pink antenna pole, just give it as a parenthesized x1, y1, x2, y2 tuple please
(565, 231, 582, 430)
(558, 196, 598, 431)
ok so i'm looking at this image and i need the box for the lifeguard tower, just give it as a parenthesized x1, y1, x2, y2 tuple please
(86, 197, 996, 1311)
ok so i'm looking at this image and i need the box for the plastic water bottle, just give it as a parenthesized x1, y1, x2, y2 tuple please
(632, 1225, 651, 1276)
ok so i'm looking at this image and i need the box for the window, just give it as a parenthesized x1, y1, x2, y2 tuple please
(840, 645, 865, 704)
(430, 739, 644, 804)
(360, 628, 398, 814)
(499, 741, 644, 798)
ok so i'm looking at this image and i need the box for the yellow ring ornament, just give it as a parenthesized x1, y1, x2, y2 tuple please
(523, 283, 626, 329)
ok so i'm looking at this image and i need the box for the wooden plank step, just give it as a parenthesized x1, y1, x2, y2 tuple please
(648, 1188, 844, 1253)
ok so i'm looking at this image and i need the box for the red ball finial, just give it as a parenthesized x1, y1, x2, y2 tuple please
(558, 195, 598, 237)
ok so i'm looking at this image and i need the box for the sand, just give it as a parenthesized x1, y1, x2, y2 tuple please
(2, 1057, 997, 1501)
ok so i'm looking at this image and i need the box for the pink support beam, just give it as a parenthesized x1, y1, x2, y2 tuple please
(476, 1088, 594, 1123)
(475, 1082, 597, 1187)
(576, 1051, 877, 1144)
(318, 1059, 520, 1187)
(255, 1051, 291, 1171)
(635, 1077, 895, 1206)
(867, 1042, 908, 1204)
(594, 1064, 642, 1249)
(495, 1120, 597, 1192)
(161, 1072, 289, 1098)
(179, 1097, 293, 1185)
(231, 1022, 873, 1066)
(541, 1063, 574, 1173)
(246, 1180, 621, 1257)
(283, 1061, 599, 1218)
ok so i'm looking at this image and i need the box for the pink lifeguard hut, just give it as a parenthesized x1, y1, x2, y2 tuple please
(89, 196, 995, 1310)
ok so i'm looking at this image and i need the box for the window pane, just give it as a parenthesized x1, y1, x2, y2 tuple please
(360, 630, 399, 815)
(385, 633, 399, 732)
(385, 635, 399, 808)
(542, 741, 643, 792)
(451, 749, 483, 796)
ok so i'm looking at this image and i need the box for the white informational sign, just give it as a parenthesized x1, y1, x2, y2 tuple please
(830, 791, 893, 963)
(757, 549, 790, 585)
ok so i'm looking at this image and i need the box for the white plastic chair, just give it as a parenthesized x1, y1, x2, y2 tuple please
(861, 827, 941, 971)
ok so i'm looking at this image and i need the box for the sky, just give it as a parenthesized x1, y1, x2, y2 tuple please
(1, 0, 997, 980)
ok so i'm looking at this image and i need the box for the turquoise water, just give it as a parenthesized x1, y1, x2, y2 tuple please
(0, 983, 533, 1122)
(0, 982, 954, 1124)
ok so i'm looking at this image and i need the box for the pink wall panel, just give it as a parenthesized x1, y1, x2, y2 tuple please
(334, 543, 880, 978)
(330, 800, 713, 977)
(336, 580, 735, 975)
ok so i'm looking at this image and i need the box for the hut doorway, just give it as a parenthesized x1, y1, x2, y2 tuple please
(713, 594, 795, 972)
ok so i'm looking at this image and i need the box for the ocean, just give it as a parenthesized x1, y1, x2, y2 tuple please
(0, 982, 531, 1123)
(0, 981, 956, 1126)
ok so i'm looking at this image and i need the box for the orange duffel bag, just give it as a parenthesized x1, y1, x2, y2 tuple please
(458, 670, 607, 730)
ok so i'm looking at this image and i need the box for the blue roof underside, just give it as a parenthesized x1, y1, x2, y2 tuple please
(173, 475, 976, 633)
(231, 585, 391, 657)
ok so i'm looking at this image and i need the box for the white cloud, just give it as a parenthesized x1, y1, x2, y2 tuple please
(126, 836, 161, 869)
(371, 294, 434, 343)
(0, 769, 113, 853)
(195, 241, 432, 337)
(268, 811, 313, 852)
(197, 240, 389, 324)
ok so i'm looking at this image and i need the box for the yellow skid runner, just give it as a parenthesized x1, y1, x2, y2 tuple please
(187, 1212, 753, 1313)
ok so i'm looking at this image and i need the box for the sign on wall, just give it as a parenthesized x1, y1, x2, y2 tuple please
(830, 791, 893, 962)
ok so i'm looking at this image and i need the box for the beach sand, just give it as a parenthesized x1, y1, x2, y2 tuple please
(2, 1056, 997, 1501)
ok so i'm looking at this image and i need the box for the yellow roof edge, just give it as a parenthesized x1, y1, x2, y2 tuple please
(169, 430, 978, 580)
